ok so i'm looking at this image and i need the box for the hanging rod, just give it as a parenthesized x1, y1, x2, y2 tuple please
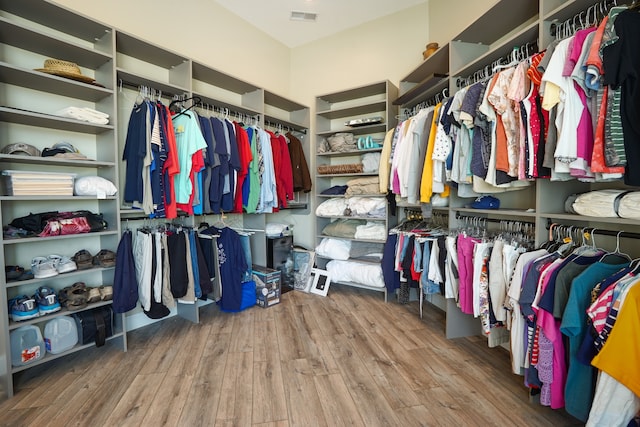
(457, 214, 535, 225)
(549, 0, 617, 38)
(545, 220, 640, 240)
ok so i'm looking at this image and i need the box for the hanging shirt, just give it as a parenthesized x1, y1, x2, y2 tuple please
(123, 101, 149, 205)
(172, 111, 207, 207)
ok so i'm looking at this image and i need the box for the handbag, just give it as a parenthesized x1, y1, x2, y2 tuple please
(72, 306, 113, 347)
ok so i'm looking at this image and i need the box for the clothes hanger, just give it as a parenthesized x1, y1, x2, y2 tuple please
(169, 96, 202, 119)
(599, 231, 632, 263)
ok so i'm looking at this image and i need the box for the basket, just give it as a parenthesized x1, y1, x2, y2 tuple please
(317, 164, 364, 175)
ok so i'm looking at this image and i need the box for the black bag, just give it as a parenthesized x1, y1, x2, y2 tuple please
(72, 306, 113, 347)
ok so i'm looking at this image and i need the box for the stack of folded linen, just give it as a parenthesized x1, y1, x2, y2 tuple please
(55, 107, 109, 124)
(2, 170, 76, 196)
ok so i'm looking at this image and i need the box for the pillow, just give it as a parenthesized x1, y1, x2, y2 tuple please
(326, 260, 385, 288)
(74, 176, 117, 196)
(315, 238, 351, 260)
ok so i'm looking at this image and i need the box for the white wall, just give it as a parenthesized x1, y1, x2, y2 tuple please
(290, 3, 429, 106)
(50, 0, 292, 95)
(284, 3, 430, 250)
(428, 0, 497, 46)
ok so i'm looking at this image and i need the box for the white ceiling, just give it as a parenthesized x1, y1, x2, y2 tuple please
(214, 0, 428, 48)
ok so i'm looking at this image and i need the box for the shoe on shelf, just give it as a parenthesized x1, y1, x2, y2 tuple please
(34, 286, 61, 315)
(9, 295, 39, 322)
(72, 249, 93, 270)
(65, 282, 88, 311)
(99, 285, 113, 301)
(87, 287, 101, 304)
(48, 254, 77, 274)
(93, 250, 116, 268)
(5, 265, 25, 281)
(31, 257, 59, 279)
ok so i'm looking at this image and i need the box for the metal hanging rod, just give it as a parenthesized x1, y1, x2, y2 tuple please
(546, 220, 640, 240)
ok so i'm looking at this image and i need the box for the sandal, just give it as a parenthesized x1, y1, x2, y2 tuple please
(72, 249, 93, 270)
(93, 249, 116, 268)
(61, 282, 88, 311)
(99, 285, 113, 301)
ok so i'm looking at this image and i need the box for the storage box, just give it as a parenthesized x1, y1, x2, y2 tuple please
(252, 265, 281, 308)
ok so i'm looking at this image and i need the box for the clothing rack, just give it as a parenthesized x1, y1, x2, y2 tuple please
(264, 119, 307, 135)
(546, 220, 640, 240)
(118, 79, 179, 101)
(456, 214, 535, 226)
(549, 0, 618, 39)
(455, 40, 538, 88)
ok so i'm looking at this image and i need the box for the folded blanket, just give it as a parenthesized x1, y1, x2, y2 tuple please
(55, 107, 109, 124)
(316, 198, 348, 216)
(354, 222, 386, 241)
(321, 219, 366, 238)
(347, 197, 386, 217)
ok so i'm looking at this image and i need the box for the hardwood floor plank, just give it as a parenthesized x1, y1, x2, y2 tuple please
(215, 351, 254, 425)
(281, 358, 327, 426)
(327, 333, 401, 426)
(103, 372, 165, 426)
(394, 404, 439, 427)
(19, 346, 129, 426)
(275, 303, 307, 361)
(347, 330, 422, 409)
(229, 310, 255, 353)
(166, 321, 211, 378)
(252, 348, 288, 424)
(177, 332, 232, 427)
(364, 325, 441, 391)
(253, 317, 278, 363)
(314, 373, 365, 427)
(1, 287, 582, 427)
(66, 348, 149, 427)
(137, 315, 186, 375)
(140, 372, 194, 426)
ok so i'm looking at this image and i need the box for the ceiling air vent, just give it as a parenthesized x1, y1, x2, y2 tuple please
(290, 11, 317, 22)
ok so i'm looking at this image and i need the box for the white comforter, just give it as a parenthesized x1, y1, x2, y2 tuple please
(326, 260, 385, 288)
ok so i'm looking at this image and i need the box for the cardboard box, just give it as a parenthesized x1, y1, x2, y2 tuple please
(252, 265, 281, 308)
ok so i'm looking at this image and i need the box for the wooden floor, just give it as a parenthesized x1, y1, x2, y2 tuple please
(0, 285, 581, 427)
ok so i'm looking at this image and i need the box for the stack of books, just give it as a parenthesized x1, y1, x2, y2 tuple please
(1, 170, 76, 196)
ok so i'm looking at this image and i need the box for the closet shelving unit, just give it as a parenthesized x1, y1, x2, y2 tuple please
(532, 0, 640, 246)
(263, 90, 311, 210)
(0, 0, 311, 400)
(314, 81, 397, 300)
(0, 0, 125, 399)
(392, 0, 640, 339)
(114, 26, 310, 316)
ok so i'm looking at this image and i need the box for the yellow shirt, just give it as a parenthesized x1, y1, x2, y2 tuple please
(379, 128, 395, 193)
(419, 103, 441, 203)
(591, 282, 640, 397)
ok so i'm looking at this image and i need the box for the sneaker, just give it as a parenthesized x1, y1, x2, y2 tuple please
(34, 286, 61, 315)
(9, 295, 39, 321)
(31, 257, 59, 279)
(48, 255, 77, 274)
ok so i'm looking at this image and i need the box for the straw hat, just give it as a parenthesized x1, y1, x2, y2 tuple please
(34, 58, 95, 84)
